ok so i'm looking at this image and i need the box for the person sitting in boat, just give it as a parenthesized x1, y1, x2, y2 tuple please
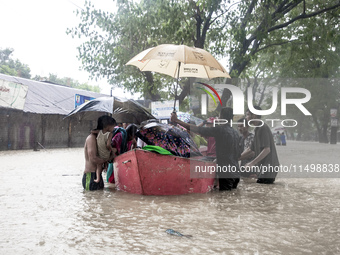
(111, 125, 127, 156)
(171, 107, 241, 191)
(126, 124, 138, 150)
(106, 124, 128, 184)
(106, 123, 138, 184)
(82, 115, 117, 190)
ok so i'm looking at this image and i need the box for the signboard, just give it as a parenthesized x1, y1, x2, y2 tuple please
(151, 100, 179, 119)
(330, 108, 337, 118)
(330, 118, 338, 127)
(0, 80, 28, 110)
(75, 94, 95, 108)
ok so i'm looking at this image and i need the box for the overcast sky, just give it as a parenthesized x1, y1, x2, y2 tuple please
(0, 0, 139, 98)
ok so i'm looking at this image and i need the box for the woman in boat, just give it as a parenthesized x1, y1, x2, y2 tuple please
(111, 125, 127, 156)
(126, 124, 138, 150)
(107, 123, 138, 184)
(107, 124, 128, 184)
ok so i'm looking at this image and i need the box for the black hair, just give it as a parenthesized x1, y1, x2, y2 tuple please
(220, 107, 234, 122)
(126, 124, 138, 140)
(95, 115, 116, 130)
(246, 105, 262, 119)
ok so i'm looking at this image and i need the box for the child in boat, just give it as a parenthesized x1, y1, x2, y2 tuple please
(126, 124, 138, 150)
(92, 117, 117, 183)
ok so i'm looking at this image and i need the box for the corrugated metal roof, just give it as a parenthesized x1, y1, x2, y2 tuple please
(0, 73, 108, 115)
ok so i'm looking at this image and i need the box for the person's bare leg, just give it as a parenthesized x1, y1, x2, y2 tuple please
(94, 164, 102, 183)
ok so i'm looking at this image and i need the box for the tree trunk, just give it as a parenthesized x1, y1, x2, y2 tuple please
(296, 115, 305, 141)
(321, 123, 329, 143)
(144, 71, 161, 101)
(216, 87, 232, 112)
(176, 79, 191, 106)
(319, 110, 330, 143)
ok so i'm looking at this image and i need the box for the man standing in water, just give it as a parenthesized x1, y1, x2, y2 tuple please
(237, 117, 255, 177)
(82, 115, 117, 191)
(171, 107, 240, 190)
(240, 106, 280, 184)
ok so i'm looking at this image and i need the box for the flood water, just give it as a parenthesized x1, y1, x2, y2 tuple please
(1, 141, 340, 254)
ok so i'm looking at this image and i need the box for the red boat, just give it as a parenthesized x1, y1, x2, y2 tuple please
(113, 149, 216, 195)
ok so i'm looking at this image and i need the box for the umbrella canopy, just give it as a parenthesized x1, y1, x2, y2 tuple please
(64, 96, 156, 124)
(126, 44, 230, 80)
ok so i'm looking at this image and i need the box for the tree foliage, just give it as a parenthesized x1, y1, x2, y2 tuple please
(33, 73, 101, 92)
(68, 0, 339, 105)
(242, 5, 340, 143)
(0, 48, 101, 93)
(67, 0, 228, 101)
(0, 48, 31, 78)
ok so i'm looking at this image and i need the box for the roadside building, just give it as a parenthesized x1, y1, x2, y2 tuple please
(0, 73, 108, 150)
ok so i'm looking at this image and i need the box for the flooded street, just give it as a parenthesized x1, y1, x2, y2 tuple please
(1, 141, 340, 254)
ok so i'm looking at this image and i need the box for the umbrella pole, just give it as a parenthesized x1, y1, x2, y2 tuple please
(173, 62, 181, 112)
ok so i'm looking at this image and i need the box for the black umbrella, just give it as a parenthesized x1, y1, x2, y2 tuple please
(64, 96, 155, 124)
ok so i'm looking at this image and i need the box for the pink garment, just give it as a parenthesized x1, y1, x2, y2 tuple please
(112, 132, 123, 155)
(206, 137, 216, 157)
(127, 140, 133, 151)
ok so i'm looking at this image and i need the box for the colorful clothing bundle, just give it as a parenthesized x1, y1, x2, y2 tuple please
(137, 122, 201, 158)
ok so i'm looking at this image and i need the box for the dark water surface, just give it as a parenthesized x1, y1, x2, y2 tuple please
(1, 142, 339, 254)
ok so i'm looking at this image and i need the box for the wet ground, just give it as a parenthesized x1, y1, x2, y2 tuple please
(0, 141, 339, 254)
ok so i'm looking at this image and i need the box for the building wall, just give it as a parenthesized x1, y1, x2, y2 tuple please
(0, 109, 102, 150)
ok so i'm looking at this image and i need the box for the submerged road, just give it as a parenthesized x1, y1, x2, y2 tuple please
(0, 141, 339, 254)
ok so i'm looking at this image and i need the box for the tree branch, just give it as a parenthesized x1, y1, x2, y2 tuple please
(268, 2, 340, 33)
(240, 0, 258, 32)
(247, 2, 340, 43)
(248, 0, 302, 43)
(254, 39, 300, 53)
(200, 8, 214, 48)
(271, 0, 298, 19)
(210, 1, 241, 25)
(272, 1, 302, 23)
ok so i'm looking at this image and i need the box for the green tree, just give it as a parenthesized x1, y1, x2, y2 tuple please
(68, 0, 340, 104)
(0, 48, 31, 78)
(242, 6, 340, 142)
(68, 0, 189, 101)
(33, 73, 101, 93)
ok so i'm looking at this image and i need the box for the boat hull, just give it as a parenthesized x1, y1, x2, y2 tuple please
(113, 149, 216, 195)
